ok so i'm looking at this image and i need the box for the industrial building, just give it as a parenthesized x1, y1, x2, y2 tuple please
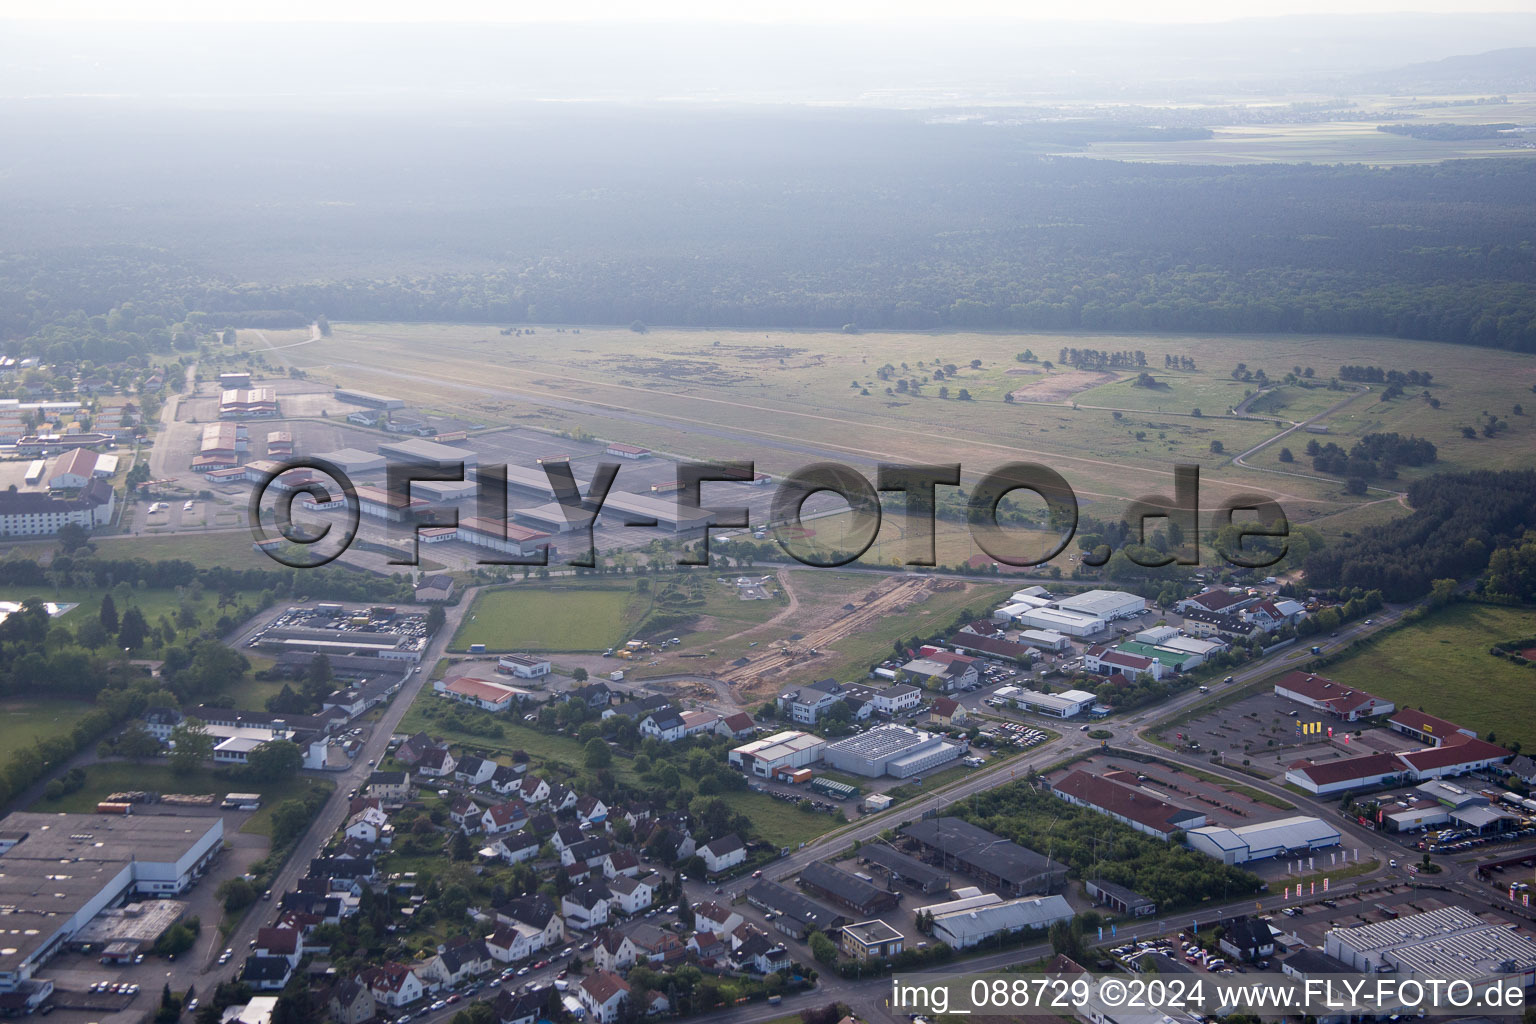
(822, 725, 962, 779)
(1011, 606, 1106, 638)
(335, 388, 406, 410)
(857, 844, 950, 894)
(456, 517, 555, 559)
(314, 448, 388, 474)
(1324, 906, 1536, 988)
(1017, 629, 1072, 652)
(0, 812, 225, 996)
(930, 894, 1074, 950)
(798, 861, 899, 917)
(1284, 752, 1407, 796)
(1184, 815, 1341, 865)
(354, 484, 430, 523)
(1053, 589, 1146, 620)
(728, 731, 825, 777)
(220, 387, 278, 418)
(901, 817, 1067, 896)
(378, 437, 479, 470)
(47, 447, 100, 489)
(1049, 770, 1207, 839)
(1084, 879, 1156, 917)
(744, 881, 847, 939)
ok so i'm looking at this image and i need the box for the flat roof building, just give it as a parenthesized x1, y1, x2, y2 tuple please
(1007, 688, 1096, 719)
(823, 725, 962, 779)
(1325, 906, 1536, 988)
(378, 437, 478, 469)
(1053, 589, 1146, 620)
(315, 448, 387, 474)
(1013, 607, 1106, 638)
(0, 812, 224, 993)
(729, 731, 825, 777)
(857, 844, 949, 894)
(335, 389, 406, 410)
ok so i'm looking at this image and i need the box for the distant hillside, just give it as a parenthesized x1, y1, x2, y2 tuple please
(1360, 47, 1536, 93)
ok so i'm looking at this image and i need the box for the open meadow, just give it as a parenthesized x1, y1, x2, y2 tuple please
(267, 323, 1536, 548)
(1321, 602, 1536, 752)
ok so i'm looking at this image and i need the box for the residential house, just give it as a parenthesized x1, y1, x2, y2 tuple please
(422, 939, 492, 989)
(547, 782, 578, 813)
(700, 833, 747, 874)
(687, 931, 728, 964)
(694, 902, 743, 937)
(518, 775, 552, 805)
(639, 706, 686, 742)
(627, 922, 686, 965)
(416, 746, 457, 778)
(602, 849, 640, 878)
(489, 764, 525, 795)
(344, 806, 391, 844)
(486, 923, 543, 964)
(1176, 588, 1257, 616)
(493, 894, 564, 952)
(367, 770, 411, 803)
(394, 732, 436, 766)
(930, 697, 966, 726)
(592, 929, 640, 973)
(730, 923, 791, 974)
(570, 683, 613, 711)
(716, 712, 758, 739)
(607, 872, 658, 915)
(485, 834, 540, 866)
(562, 882, 613, 931)
(450, 797, 480, 832)
(1218, 916, 1277, 963)
(562, 836, 615, 869)
(328, 978, 376, 1024)
(577, 971, 630, 1024)
(254, 927, 303, 966)
(681, 710, 723, 736)
(364, 963, 425, 1008)
(482, 801, 529, 836)
(551, 825, 586, 854)
(492, 990, 544, 1024)
(455, 755, 497, 787)
(241, 956, 293, 992)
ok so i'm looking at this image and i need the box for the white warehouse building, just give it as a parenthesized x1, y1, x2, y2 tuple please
(930, 894, 1074, 949)
(823, 725, 962, 779)
(1013, 607, 1106, 638)
(1053, 589, 1147, 621)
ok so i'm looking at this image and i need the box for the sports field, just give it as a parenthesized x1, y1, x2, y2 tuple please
(451, 584, 642, 652)
(1323, 603, 1536, 753)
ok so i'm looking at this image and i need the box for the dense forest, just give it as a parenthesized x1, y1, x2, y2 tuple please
(1, 107, 1535, 357)
(1302, 469, 1536, 601)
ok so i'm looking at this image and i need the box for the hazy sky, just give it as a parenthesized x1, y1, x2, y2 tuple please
(6, 0, 1536, 20)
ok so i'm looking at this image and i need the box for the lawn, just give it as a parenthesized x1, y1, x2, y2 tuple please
(0, 698, 94, 753)
(1323, 603, 1536, 752)
(451, 583, 643, 652)
(29, 761, 334, 835)
(93, 531, 282, 572)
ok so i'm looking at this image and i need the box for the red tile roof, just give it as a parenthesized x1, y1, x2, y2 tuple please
(1287, 752, 1404, 786)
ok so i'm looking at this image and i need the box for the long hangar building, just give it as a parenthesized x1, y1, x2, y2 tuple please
(498, 464, 715, 534)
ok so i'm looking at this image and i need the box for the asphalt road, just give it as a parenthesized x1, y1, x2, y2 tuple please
(201, 587, 482, 982)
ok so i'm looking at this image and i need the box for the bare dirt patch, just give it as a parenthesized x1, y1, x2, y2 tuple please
(1009, 369, 1118, 402)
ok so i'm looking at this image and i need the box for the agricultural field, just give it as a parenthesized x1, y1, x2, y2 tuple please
(272, 323, 1536, 550)
(451, 583, 644, 652)
(1323, 603, 1536, 752)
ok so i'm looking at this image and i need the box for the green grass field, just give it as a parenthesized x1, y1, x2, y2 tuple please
(452, 583, 642, 652)
(1323, 603, 1536, 752)
(92, 531, 281, 572)
(0, 698, 94, 753)
(29, 761, 334, 836)
(0, 584, 239, 646)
